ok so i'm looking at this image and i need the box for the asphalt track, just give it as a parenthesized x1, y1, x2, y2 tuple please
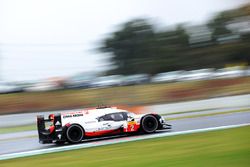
(1, 111, 250, 157)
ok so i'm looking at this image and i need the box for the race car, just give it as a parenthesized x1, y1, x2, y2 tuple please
(37, 106, 171, 144)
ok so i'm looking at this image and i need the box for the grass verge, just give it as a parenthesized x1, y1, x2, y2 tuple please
(0, 124, 36, 134)
(1, 126, 250, 167)
(167, 108, 250, 120)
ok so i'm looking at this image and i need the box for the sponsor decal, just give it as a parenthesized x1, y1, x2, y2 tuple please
(63, 115, 72, 118)
(62, 113, 84, 118)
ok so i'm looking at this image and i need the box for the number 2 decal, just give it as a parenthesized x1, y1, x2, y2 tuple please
(130, 124, 134, 131)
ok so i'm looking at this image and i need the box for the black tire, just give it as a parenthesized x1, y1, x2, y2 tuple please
(141, 115, 158, 133)
(66, 124, 84, 143)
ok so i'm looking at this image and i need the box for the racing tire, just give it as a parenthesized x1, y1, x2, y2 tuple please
(141, 115, 158, 133)
(66, 124, 84, 143)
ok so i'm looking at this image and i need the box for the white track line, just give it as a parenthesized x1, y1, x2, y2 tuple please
(0, 123, 250, 161)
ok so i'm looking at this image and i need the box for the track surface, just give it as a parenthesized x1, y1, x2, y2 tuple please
(1, 94, 249, 127)
(1, 111, 250, 156)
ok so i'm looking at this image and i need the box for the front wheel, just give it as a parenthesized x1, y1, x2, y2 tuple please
(66, 124, 84, 143)
(141, 115, 158, 133)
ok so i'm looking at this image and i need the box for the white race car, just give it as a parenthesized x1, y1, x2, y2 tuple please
(37, 106, 171, 144)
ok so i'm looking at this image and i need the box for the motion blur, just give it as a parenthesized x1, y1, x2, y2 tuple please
(0, 1, 250, 166)
(0, 3, 250, 113)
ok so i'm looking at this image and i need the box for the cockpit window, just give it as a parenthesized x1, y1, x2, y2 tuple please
(112, 113, 124, 121)
(98, 112, 128, 122)
(98, 114, 113, 121)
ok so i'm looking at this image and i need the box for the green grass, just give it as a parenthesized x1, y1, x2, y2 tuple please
(0, 124, 36, 134)
(1, 126, 250, 167)
(165, 108, 250, 120)
(162, 108, 218, 115)
(167, 108, 250, 120)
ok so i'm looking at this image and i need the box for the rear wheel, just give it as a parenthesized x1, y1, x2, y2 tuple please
(66, 124, 84, 143)
(141, 115, 158, 133)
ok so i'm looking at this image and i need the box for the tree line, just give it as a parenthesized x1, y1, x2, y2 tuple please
(99, 4, 250, 75)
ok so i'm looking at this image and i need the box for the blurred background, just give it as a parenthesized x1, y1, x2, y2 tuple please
(1, 1, 250, 165)
(0, 0, 249, 114)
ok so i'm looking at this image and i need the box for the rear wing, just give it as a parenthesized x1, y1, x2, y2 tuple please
(37, 114, 64, 143)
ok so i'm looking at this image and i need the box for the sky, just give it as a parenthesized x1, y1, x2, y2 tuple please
(0, 0, 249, 82)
